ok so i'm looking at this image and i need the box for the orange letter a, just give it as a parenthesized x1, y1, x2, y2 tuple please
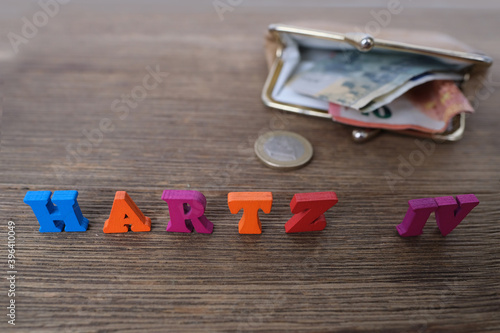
(103, 191, 151, 233)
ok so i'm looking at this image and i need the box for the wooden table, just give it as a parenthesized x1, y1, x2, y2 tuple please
(1, 1, 499, 332)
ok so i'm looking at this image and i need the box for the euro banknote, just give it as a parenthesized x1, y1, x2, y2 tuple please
(359, 72, 463, 113)
(287, 50, 468, 110)
(328, 80, 474, 133)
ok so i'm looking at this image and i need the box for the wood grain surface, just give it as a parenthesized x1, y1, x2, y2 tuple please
(0, 1, 499, 332)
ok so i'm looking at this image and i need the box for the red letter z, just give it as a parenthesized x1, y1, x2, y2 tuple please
(285, 192, 338, 233)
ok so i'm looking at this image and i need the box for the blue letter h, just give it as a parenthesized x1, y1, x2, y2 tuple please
(23, 191, 89, 232)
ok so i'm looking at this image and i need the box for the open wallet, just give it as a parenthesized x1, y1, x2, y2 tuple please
(262, 22, 493, 142)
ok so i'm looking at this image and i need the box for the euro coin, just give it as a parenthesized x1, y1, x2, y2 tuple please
(254, 131, 313, 170)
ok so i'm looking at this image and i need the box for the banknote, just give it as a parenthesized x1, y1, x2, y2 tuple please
(359, 72, 463, 113)
(287, 50, 468, 110)
(328, 80, 474, 133)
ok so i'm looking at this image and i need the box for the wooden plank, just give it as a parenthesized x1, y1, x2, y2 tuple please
(1, 2, 499, 332)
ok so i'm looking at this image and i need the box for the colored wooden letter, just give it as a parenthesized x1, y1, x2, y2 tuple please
(103, 191, 151, 233)
(396, 198, 438, 237)
(23, 190, 89, 232)
(434, 194, 479, 236)
(161, 190, 213, 234)
(285, 192, 338, 233)
(227, 192, 273, 234)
